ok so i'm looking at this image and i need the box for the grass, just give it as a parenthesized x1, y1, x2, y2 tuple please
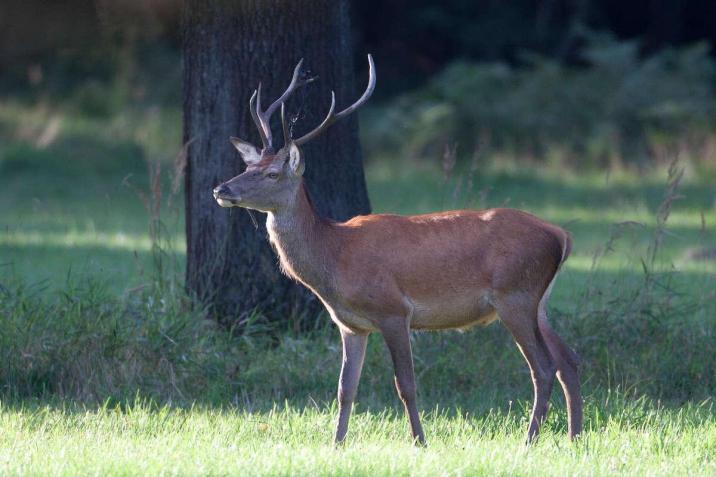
(1, 399, 716, 476)
(1, 97, 716, 475)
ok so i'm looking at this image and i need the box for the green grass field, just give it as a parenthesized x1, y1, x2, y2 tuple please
(2, 400, 715, 476)
(1, 99, 716, 475)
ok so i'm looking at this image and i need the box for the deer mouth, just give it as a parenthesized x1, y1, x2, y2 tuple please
(213, 189, 241, 208)
(216, 197, 238, 207)
(215, 194, 242, 207)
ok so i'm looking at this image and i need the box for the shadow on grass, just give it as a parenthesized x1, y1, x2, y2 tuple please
(0, 243, 184, 292)
(368, 166, 716, 215)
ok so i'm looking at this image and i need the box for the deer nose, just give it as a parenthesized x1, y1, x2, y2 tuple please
(213, 184, 231, 198)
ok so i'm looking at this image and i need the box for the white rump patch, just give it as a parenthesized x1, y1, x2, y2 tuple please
(481, 210, 497, 221)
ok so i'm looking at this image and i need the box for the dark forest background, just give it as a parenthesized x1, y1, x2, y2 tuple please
(2, 0, 715, 170)
(0, 0, 716, 88)
(3, 0, 716, 91)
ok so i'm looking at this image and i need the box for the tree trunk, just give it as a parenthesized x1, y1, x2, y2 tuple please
(183, 0, 371, 326)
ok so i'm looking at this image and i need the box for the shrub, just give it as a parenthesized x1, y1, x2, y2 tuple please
(0, 276, 245, 403)
(364, 33, 716, 168)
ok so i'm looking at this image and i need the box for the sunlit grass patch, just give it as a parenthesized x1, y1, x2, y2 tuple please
(1, 230, 158, 252)
(1, 399, 714, 476)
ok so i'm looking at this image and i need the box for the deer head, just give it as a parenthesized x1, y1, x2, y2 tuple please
(213, 55, 376, 212)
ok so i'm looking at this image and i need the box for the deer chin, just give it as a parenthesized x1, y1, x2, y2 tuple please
(216, 197, 239, 208)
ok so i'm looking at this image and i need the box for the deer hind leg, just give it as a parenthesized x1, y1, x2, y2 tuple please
(537, 283, 583, 440)
(495, 296, 556, 444)
(379, 316, 426, 446)
(334, 329, 368, 444)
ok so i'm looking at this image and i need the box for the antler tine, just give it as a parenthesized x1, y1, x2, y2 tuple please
(293, 92, 336, 146)
(249, 89, 270, 150)
(263, 59, 305, 122)
(253, 59, 311, 151)
(281, 102, 290, 147)
(335, 54, 376, 121)
(293, 54, 376, 147)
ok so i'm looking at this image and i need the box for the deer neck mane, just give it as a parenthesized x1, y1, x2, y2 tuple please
(265, 182, 335, 289)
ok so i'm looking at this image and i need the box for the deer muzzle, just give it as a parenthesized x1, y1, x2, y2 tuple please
(213, 184, 240, 208)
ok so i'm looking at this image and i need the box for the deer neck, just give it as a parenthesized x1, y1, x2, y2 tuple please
(265, 183, 335, 291)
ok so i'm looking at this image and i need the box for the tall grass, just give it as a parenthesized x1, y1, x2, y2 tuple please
(566, 159, 715, 401)
(0, 274, 237, 403)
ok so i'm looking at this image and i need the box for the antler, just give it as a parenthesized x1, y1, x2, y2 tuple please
(290, 54, 376, 147)
(281, 102, 291, 148)
(250, 59, 314, 151)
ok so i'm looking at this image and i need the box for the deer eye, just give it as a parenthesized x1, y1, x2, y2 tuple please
(266, 172, 279, 180)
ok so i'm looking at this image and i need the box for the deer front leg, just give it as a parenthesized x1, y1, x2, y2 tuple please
(334, 329, 368, 444)
(380, 317, 426, 446)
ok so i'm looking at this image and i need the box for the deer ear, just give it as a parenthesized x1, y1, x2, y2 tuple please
(288, 142, 305, 176)
(230, 137, 261, 165)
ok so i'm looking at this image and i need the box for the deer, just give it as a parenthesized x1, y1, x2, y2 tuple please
(213, 55, 582, 445)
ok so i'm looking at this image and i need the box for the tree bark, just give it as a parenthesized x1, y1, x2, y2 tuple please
(183, 0, 371, 326)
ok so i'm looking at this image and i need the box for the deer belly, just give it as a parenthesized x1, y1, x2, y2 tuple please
(324, 303, 380, 333)
(409, 293, 497, 331)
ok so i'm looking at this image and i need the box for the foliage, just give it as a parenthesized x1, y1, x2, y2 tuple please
(364, 34, 716, 168)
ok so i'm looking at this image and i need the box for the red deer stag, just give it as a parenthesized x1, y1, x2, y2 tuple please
(213, 55, 582, 445)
